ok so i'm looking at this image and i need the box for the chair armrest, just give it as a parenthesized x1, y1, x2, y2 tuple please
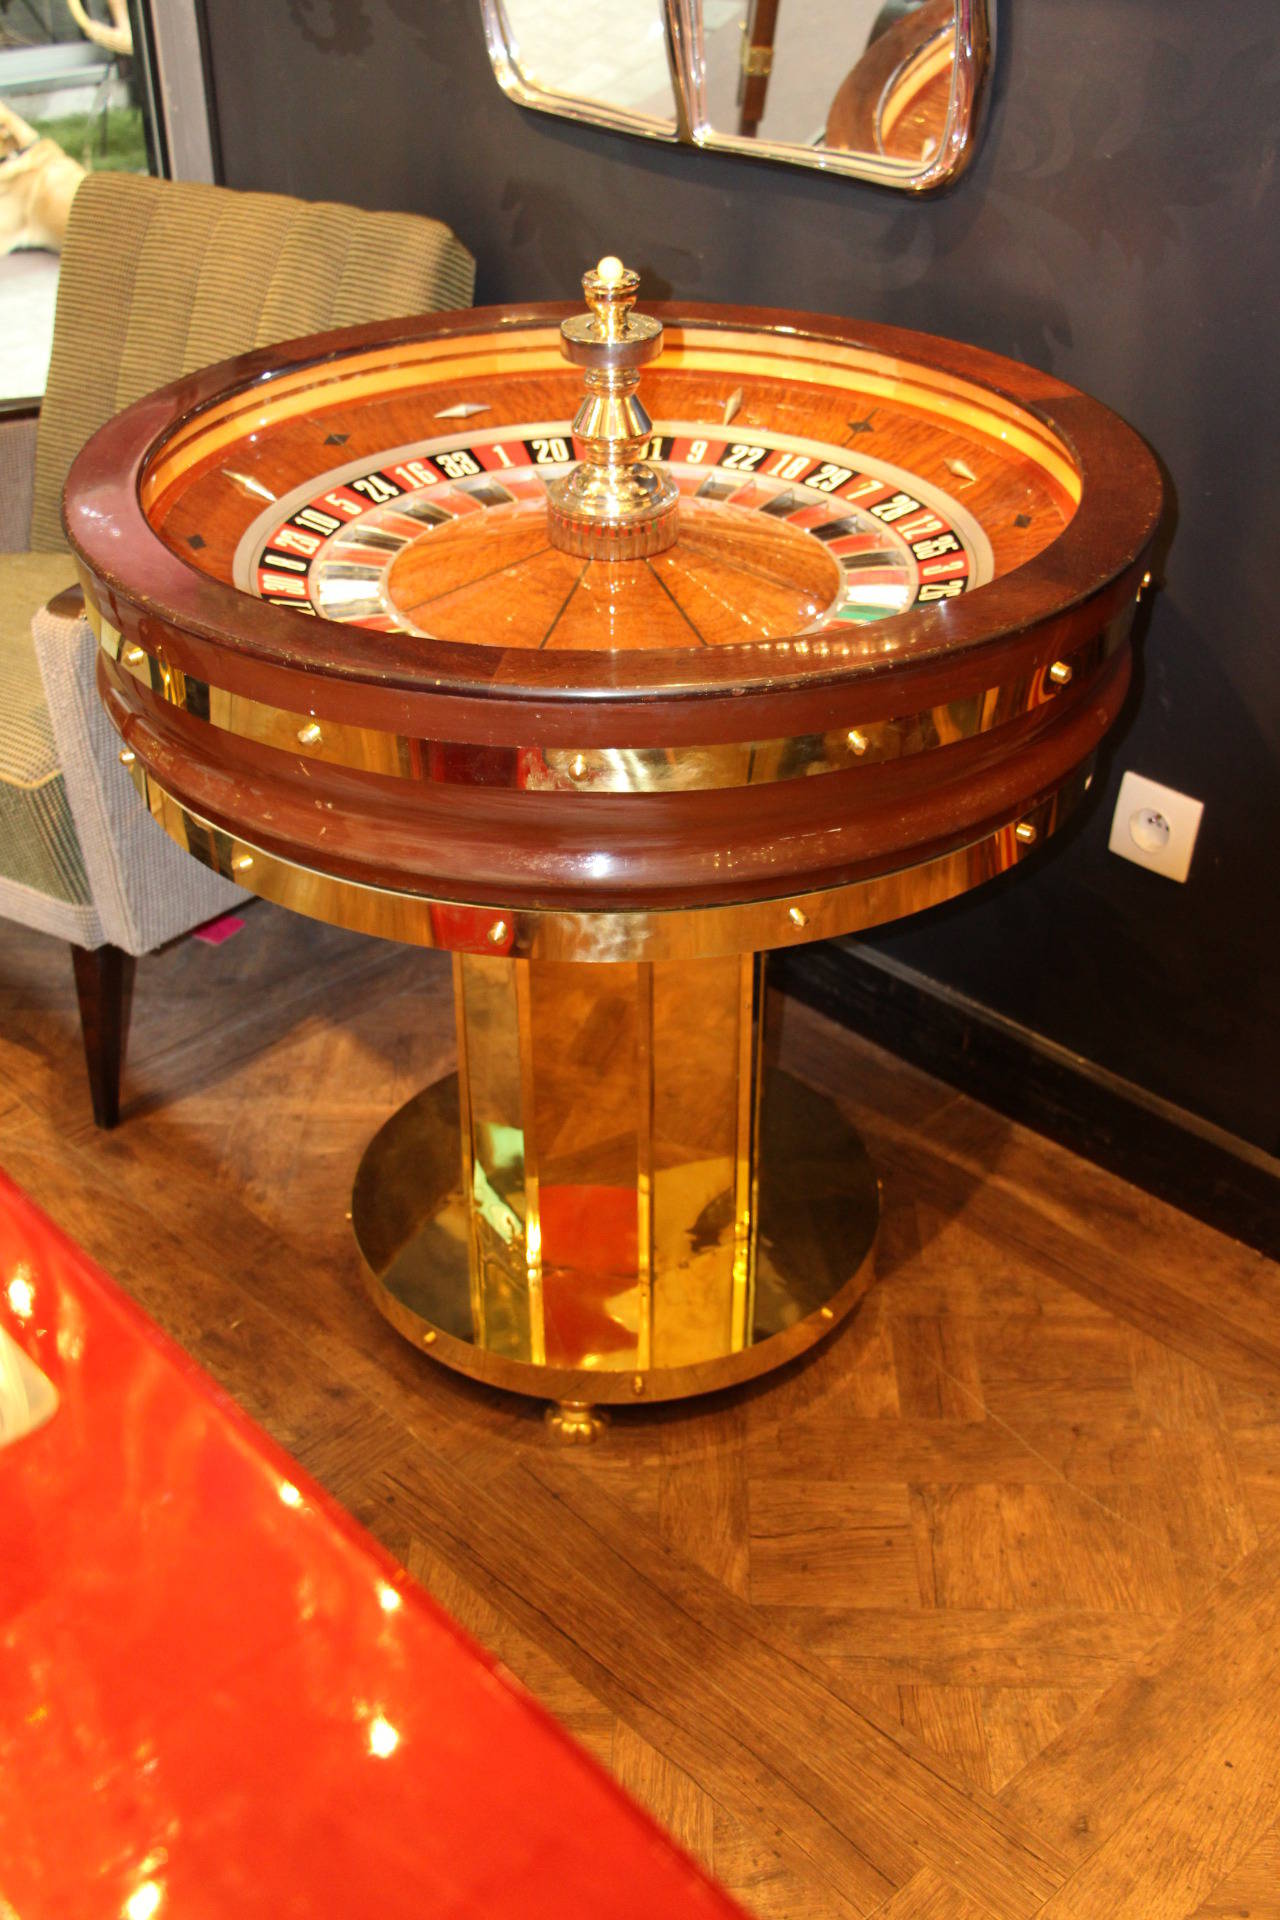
(0, 413, 38, 553)
(31, 597, 242, 955)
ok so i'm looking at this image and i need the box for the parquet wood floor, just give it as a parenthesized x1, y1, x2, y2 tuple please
(2, 904, 1278, 1920)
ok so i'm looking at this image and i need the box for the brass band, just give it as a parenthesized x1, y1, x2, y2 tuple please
(119, 754, 1092, 965)
(97, 608, 1121, 797)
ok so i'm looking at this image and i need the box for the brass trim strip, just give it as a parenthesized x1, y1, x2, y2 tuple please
(104, 623, 1118, 796)
(730, 951, 762, 1352)
(124, 758, 1092, 965)
(513, 958, 546, 1366)
(636, 962, 656, 1373)
(451, 954, 485, 1341)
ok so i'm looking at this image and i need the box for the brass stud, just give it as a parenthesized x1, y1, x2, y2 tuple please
(847, 729, 868, 756)
(117, 747, 135, 766)
(568, 752, 589, 782)
(423, 1329, 437, 1347)
(124, 644, 145, 666)
(631, 1374, 645, 1396)
(296, 721, 322, 746)
(1048, 660, 1073, 686)
(820, 1305, 835, 1321)
(1015, 820, 1038, 845)
(233, 852, 254, 871)
(488, 918, 508, 946)
(788, 906, 808, 929)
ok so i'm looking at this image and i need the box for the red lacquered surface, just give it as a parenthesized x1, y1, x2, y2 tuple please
(0, 1171, 745, 1919)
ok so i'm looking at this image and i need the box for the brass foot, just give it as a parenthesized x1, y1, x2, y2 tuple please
(545, 1401, 607, 1444)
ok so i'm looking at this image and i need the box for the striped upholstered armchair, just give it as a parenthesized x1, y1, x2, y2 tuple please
(0, 171, 474, 1124)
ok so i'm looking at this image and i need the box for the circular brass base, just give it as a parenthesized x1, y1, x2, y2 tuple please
(352, 1067, 879, 1410)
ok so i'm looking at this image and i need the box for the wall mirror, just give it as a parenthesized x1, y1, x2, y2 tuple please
(481, 0, 994, 193)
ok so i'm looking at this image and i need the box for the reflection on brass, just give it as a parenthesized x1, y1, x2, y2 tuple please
(351, 1055, 879, 1409)
(121, 758, 1093, 965)
(351, 951, 840, 1413)
(453, 953, 540, 1364)
(636, 960, 655, 1371)
(546, 257, 679, 561)
(731, 952, 763, 1352)
(103, 622, 1120, 796)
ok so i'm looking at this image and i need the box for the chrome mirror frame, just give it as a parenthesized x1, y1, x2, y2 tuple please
(480, 0, 995, 194)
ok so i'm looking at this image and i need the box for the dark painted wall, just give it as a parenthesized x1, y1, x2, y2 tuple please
(201, 0, 1280, 1153)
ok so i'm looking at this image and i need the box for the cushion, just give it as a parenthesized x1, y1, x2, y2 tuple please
(0, 551, 90, 903)
(30, 172, 476, 551)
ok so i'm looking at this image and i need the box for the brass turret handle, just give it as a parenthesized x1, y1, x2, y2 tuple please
(546, 256, 679, 561)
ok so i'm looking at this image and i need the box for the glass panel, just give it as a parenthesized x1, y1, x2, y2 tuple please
(481, 0, 988, 192)
(699, 0, 957, 164)
(498, 0, 677, 128)
(0, 0, 163, 401)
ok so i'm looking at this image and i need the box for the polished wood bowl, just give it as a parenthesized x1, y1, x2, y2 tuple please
(65, 301, 1162, 961)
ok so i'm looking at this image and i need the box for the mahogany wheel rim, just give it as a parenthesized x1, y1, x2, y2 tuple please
(64, 301, 1164, 724)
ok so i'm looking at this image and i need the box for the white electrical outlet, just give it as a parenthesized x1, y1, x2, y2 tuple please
(1108, 771, 1203, 882)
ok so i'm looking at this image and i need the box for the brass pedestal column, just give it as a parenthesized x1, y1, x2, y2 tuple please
(352, 952, 879, 1433)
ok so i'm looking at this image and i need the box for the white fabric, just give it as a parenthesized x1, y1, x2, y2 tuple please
(31, 600, 240, 955)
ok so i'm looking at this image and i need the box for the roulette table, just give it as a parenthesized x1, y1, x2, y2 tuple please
(64, 260, 1162, 1435)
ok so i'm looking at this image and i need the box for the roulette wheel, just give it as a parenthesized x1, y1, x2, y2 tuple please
(65, 258, 1162, 1435)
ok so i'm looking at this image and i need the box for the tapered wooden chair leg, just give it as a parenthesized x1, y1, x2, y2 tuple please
(70, 943, 136, 1129)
